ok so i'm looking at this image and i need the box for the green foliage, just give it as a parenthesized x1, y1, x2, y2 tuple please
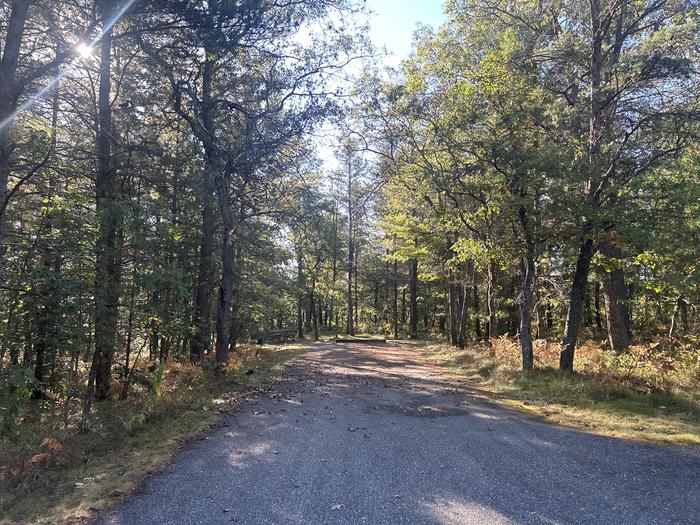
(0, 367, 40, 433)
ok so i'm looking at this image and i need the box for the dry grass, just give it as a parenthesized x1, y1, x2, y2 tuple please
(0, 343, 306, 525)
(412, 337, 700, 445)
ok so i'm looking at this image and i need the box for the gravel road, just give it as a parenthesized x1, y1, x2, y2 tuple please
(99, 342, 700, 525)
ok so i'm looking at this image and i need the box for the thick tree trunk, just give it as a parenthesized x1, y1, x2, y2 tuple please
(598, 242, 630, 352)
(214, 181, 235, 372)
(190, 172, 215, 363)
(0, 0, 30, 267)
(92, 5, 120, 399)
(409, 256, 418, 339)
(559, 238, 595, 371)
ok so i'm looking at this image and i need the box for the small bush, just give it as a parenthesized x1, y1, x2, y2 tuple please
(0, 367, 40, 434)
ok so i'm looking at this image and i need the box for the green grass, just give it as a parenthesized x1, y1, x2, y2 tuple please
(0, 344, 305, 525)
(411, 339, 700, 445)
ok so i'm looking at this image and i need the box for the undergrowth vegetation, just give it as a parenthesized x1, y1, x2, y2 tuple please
(0, 344, 303, 525)
(416, 338, 700, 445)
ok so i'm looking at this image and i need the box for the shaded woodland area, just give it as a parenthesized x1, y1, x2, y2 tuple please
(0, 0, 699, 466)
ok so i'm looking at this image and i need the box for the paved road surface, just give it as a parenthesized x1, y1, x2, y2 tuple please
(100, 342, 700, 525)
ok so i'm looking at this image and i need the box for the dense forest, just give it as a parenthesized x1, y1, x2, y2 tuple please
(0, 0, 698, 435)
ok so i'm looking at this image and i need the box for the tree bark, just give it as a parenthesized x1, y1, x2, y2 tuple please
(559, 238, 595, 371)
(190, 171, 215, 363)
(594, 281, 602, 329)
(598, 242, 630, 352)
(346, 183, 354, 335)
(296, 248, 304, 339)
(392, 256, 398, 339)
(92, 2, 121, 399)
(519, 254, 535, 370)
(409, 256, 418, 339)
(214, 174, 234, 372)
(448, 269, 459, 346)
(487, 260, 498, 341)
(0, 0, 30, 267)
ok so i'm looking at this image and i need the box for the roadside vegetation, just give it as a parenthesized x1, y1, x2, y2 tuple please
(1, 0, 699, 523)
(414, 338, 700, 445)
(0, 344, 303, 525)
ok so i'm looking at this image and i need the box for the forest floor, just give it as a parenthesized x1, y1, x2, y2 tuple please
(413, 337, 700, 445)
(98, 341, 699, 525)
(0, 344, 306, 524)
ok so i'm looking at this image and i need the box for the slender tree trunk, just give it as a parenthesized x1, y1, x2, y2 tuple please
(487, 260, 498, 340)
(296, 248, 304, 339)
(353, 243, 359, 329)
(518, 206, 535, 370)
(559, 238, 595, 371)
(448, 271, 459, 346)
(214, 179, 235, 372)
(669, 295, 688, 340)
(474, 281, 482, 340)
(311, 284, 319, 341)
(409, 256, 418, 339)
(92, 3, 120, 399)
(190, 171, 215, 363)
(519, 254, 535, 370)
(594, 281, 602, 329)
(457, 278, 470, 349)
(392, 257, 398, 339)
(346, 222, 354, 335)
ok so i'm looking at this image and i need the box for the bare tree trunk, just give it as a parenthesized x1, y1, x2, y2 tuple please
(296, 248, 304, 339)
(519, 254, 535, 370)
(190, 172, 215, 363)
(392, 257, 398, 339)
(457, 278, 470, 349)
(409, 256, 418, 339)
(518, 206, 535, 370)
(353, 243, 359, 329)
(669, 295, 689, 340)
(448, 270, 459, 346)
(560, 238, 594, 371)
(594, 281, 602, 329)
(0, 0, 30, 267)
(214, 178, 234, 372)
(311, 283, 319, 341)
(473, 281, 482, 340)
(599, 241, 630, 352)
(487, 260, 498, 340)
(92, 2, 121, 399)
